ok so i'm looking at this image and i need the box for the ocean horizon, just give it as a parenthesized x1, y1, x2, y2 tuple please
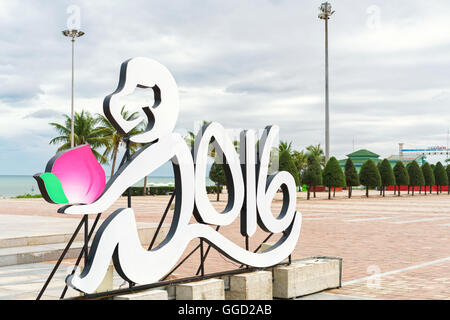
(0, 175, 214, 198)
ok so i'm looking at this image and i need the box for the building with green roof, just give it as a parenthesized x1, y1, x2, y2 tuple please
(338, 149, 381, 173)
(339, 149, 426, 174)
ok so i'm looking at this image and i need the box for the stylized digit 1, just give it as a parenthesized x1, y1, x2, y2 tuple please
(240, 129, 257, 236)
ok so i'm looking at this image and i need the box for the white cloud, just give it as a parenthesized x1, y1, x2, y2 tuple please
(1, 0, 450, 174)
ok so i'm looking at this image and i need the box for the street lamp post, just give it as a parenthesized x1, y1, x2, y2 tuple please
(62, 29, 85, 148)
(319, 2, 334, 163)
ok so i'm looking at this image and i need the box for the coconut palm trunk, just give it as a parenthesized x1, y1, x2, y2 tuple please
(143, 176, 148, 196)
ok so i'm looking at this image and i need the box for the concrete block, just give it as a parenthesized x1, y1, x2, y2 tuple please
(260, 242, 275, 252)
(176, 278, 225, 300)
(137, 224, 170, 247)
(226, 271, 272, 300)
(114, 289, 168, 300)
(273, 258, 341, 299)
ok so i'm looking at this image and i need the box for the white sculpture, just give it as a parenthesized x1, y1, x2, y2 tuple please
(61, 57, 302, 294)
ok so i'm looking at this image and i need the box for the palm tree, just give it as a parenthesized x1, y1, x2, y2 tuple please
(96, 106, 144, 177)
(184, 131, 196, 149)
(292, 150, 308, 172)
(306, 144, 325, 167)
(184, 121, 219, 158)
(49, 110, 107, 163)
(278, 141, 293, 153)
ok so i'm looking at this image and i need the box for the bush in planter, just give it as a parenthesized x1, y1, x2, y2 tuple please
(122, 185, 220, 196)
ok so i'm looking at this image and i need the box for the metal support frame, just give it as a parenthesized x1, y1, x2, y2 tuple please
(148, 192, 175, 250)
(60, 213, 102, 299)
(37, 137, 292, 300)
(36, 213, 101, 300)
(125, 137, 132, 208)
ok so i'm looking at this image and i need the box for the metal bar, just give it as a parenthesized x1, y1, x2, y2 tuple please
(195, 226, 220, 275)
(199, 239, 205, 276)
(324, 16, 330, 162)
(60, 213, 102, 299)
(36, 216, 86, 300)
(245, 235, 249, 269)
(239, 233, 273, 268)
(118, 150, 128, 168)
(126, 138, 131, 208)
(71, 38, 75, 148)
(147, 191, 176, 250)
(84, 215, 88, 265)
(160, 244, 201, 281)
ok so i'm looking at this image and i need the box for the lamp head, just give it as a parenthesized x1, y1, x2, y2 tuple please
(62, 29, 85, 38)
(318, 2, 335, 19)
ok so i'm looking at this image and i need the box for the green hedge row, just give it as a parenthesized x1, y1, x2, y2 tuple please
(123, 185, 221, 196)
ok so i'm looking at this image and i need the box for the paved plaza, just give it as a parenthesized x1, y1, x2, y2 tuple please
(0, 189, 449, 300)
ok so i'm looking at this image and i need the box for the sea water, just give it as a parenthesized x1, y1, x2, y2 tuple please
(0, 175, 214, 198)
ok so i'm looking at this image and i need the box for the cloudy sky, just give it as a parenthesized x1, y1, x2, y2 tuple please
(1, 0, 450, 175)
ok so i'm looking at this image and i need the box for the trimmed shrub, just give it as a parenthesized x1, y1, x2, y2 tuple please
(359, 159, 381, 197)
(302, 155, 323, 200)
(434, 162, 449, 194)
(209, 162, 227, 201)
(323, 157, 345, 199)
(123, 185, 220, 196)
(407, 161, 424, 196)
(421, 162, 435, 195)
(279, 150, 300, 186)
(344, 158, 359, 198)
(393, 162, 409, 196)
(378, 159, 395, 197)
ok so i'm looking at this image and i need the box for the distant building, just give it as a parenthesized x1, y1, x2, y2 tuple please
(386, 154, 426, 166)
(339, 149, 426, 173)
(338, 149, 381, 173)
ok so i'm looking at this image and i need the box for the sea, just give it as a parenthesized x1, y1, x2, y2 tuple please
(0, 175, 214, 198)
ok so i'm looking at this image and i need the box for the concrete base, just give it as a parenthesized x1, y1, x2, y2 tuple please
(114, 289, 168, 300)
(226, 271, 272, 300)
(176, 278, 225, 300)
(273, 258, 341, 299)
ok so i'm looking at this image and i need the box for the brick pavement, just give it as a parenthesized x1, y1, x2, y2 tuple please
(0, 189, 449, 299)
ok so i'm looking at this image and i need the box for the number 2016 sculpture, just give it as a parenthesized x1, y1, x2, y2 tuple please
(34, 57, 302, 294)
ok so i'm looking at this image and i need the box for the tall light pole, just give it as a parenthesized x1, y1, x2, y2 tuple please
(319, 2, 334, 163)
(62, 29, 84, 148)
